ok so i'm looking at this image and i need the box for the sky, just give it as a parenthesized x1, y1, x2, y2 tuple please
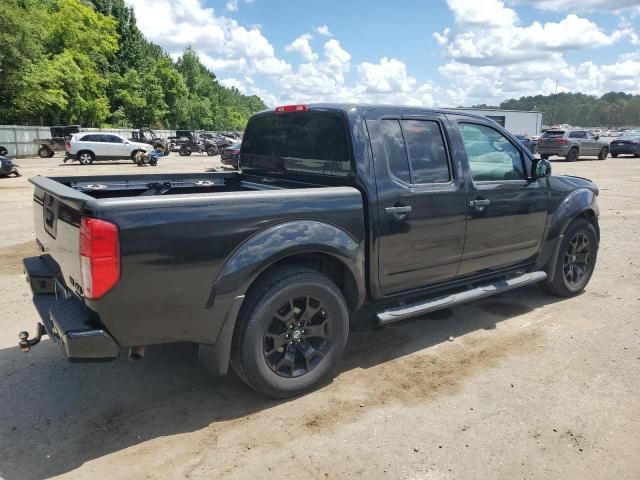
(125, 0, 640, 107)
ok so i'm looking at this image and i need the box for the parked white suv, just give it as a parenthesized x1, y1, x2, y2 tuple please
(66, 133, 153, 165)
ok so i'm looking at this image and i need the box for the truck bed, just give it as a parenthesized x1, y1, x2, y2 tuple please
(29, 170, 365, 349)
(41, 170, 328, 200)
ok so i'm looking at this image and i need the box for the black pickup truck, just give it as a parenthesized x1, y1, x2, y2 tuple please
(20, 104, 600, 398)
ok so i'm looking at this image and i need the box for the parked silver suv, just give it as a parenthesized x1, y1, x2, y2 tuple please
(66, 133, 153, 165)
(537, 129, 609, 161)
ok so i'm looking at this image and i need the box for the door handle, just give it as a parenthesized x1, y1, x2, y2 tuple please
(385, 205, 412, 220)
(469, 198, 491, 211)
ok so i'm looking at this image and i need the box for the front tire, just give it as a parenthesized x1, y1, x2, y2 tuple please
(540, 154, 550, 160)
(612, 153, 618, 158)
(230, 267, 349, 398)
(543, 218, 598, 297)
(598, 147, 608, 160)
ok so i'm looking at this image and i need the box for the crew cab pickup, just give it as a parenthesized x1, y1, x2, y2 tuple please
(20, 104, 600, 398)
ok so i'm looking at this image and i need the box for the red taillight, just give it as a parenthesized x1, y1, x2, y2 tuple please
(230, 149, 240, 154)
(80, 217, 120, 300)
(275, 104, 309, 113)
(557, 139, 567, 144)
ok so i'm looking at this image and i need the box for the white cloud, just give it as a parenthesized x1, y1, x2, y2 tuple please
(435, 0, 639, 105)
(225, 0, 238, 12)
(447, 0, 518, 27)
(434, 5, 630, 65)
(323, 39, 351, 69)
(285, 34, 318, 62)
(358, 57, 416, 94)
(316, 25, 333, 37)
(125, 0, 290, 76)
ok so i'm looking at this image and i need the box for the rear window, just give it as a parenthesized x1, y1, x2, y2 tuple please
(541, 131, 565, 138)
(241, 111, 351, 176)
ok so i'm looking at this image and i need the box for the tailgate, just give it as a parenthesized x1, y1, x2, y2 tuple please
(31, 177, 91, 293)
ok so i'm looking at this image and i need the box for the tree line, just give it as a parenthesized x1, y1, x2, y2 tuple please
(0, 0, 267, 129)
(474, 92, 640, 128)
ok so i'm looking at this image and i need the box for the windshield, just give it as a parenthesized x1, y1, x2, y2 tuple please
(241, 111, 351, 177)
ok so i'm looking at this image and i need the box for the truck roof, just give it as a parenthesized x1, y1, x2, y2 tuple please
(258, 103, 501, 122)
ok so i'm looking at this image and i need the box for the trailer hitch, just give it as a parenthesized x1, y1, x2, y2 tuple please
(18, 323, 47, 352)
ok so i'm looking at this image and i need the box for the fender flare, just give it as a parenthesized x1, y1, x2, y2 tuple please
(540, 188, 599, 281)
(213, 220, 365, 302)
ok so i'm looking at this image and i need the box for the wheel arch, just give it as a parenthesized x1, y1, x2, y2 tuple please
(199, 220, 366, 377)
(538, 188, 599, 280)
(213, 220, 366, 313)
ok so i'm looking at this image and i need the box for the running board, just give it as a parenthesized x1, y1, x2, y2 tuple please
(377, 271, 547, 325)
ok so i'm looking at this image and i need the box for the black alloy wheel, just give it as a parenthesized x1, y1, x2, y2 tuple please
(263, 295, 331, 378)
(566, 148, 579, 162)
(563, 232, 592, 287)
(230, 267, 349, 398)
(543, 218, 598, 297)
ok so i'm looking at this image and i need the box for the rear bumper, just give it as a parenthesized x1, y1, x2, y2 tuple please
(23, 255, 119, 362)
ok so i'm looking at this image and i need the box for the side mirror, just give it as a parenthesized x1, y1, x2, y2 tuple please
(595, 135, 600, 140)
(533, 158, 552, 179)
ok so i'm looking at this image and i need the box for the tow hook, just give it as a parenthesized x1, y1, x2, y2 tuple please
(18, 323, 47, 352)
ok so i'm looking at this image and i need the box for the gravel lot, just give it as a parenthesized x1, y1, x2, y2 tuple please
(0, 152, 639, 480)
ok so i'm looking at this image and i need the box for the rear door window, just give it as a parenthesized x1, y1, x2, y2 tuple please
(379, 120, 411, 183)
(569, 131, 586, 139)
(402, 120, 450, 184)
(379, 119, 451, 185)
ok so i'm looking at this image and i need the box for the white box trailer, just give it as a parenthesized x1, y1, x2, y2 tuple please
(448, 108, 543, 137)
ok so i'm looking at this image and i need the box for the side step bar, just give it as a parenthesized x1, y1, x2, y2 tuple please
(377, 271, 547, 325)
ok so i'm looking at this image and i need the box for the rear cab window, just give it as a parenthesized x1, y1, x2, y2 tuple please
(241, 110, 352, 177)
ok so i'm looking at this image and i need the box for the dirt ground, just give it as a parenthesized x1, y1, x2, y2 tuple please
(0, 152, 638, 480)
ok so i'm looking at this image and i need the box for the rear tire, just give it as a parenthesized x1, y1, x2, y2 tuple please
(206, 146, 218, 156)
(542, 218, 598, 297)
(612, 153, 618, 158)
(0, 146, 7, 156)
(78, 151, 94, 165)
(230, 267, 349, 398)
(38, 146, 52, 158)
(598, 147, 608, 160)
(566, 147, 579, 162)
(540, 154, 550, 160)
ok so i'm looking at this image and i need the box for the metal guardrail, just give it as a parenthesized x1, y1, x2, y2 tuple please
(0, 126, 177, 157)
